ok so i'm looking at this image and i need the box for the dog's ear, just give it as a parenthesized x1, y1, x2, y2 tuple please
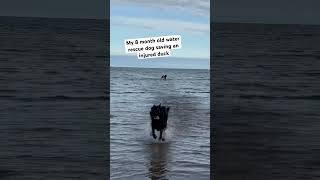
(159, 103, 161, 106)
(167, 107, 170, 112)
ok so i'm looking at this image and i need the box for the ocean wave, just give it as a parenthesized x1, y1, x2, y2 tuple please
(239, 94, 320, 100)
(17, 127, 74, 133)
(3, 95, 108, 102)
(233, 82, 299, 92)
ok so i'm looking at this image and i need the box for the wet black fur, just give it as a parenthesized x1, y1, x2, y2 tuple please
(150, 104, 170, 141)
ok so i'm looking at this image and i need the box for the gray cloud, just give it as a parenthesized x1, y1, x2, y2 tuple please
(111, 16, 209, 34)
(111, 0, 210, 17)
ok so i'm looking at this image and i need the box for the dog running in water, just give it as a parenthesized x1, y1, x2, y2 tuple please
(150, 103, 170, 141)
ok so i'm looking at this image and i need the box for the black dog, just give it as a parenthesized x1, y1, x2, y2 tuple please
(150, 103, 170, 141)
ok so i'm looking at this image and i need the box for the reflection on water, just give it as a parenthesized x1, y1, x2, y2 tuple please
(147, 143, 170, 180)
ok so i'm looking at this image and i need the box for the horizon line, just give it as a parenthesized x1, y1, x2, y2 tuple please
(111, 55, 210, 61)
(110, 65, 209, 70)
(2, 16, 319, 26)
(212, 20, 320, 26)
(0, 15, 107, 21)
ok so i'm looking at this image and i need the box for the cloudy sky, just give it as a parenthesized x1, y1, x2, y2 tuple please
(110, 0, 210, 68)
(0, 0, 319, 25)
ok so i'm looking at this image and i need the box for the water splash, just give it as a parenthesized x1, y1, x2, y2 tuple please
(142, 120, 175, 144)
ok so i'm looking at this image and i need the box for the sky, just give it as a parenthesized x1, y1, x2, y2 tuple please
(0, 0, 319, 25)
(0, 1, 317, 68)
(110, 0, 210, 69)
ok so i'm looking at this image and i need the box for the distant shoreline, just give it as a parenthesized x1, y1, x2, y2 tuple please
(1, 16, 319, 26)
(111, 55, 210, 61)
(110, 55, 210, 70)
(212, 21, 320, 27)
(0, 15, 107, 21)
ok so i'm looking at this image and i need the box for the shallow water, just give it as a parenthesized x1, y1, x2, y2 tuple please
(213, 23, 320, 180)
(0, 16, 108, 179)
(111, 67, 210, 180)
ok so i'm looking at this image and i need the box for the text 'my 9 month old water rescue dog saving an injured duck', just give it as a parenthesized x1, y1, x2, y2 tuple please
(150, 103, 170, 141)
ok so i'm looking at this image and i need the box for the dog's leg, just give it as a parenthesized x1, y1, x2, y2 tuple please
(159, 130, 162, 141)
(152, 128, 157, 139)
(150, 112, 157, 139)
(159, 130, 165, 141)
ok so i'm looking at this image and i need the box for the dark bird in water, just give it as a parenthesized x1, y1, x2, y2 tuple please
(161, 75, 167, 80)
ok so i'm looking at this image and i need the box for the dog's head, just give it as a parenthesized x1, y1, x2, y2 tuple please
(150, 104, 161, 120)
(150, 103, 170, 120)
